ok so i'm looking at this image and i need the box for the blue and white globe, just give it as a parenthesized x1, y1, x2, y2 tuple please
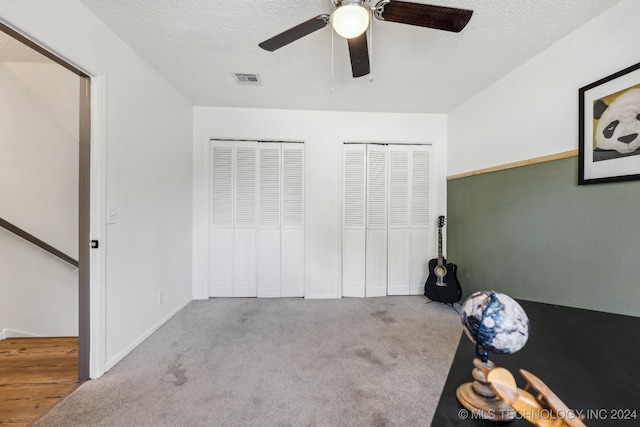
(460, 291, 529, 359)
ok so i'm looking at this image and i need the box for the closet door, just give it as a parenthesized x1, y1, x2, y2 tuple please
(410, 145, 431, 294)
(281, 144, 304, 297)
(342, 145, 366, 297)
(365, 145, 388, 297)
(210, 141, 304, 298)
(257, 143, 281, 297)
(210, 142, 235, 297)
(387, 145, 411, 295)
(233, 141, 258, 297)
(342, 143, 433, 297)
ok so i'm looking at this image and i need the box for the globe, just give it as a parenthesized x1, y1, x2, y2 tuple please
(460, 291, 530, 362)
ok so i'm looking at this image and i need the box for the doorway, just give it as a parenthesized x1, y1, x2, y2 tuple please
(0, 23, 91, 380)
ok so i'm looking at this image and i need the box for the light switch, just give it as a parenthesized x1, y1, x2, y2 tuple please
(107, 206, 117, 224)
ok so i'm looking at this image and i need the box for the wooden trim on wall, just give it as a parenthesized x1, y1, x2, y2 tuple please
(447, 150, 578, 181)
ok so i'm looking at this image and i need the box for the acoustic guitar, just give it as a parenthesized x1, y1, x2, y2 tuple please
(424, 216, 462, 304)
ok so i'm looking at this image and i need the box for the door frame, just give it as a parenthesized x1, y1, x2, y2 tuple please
(0, 21, 107, 379)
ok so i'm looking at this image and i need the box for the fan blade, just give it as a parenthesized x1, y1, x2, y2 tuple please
(259, 15, 330, 51)
(375, 1, 472, 32)
(347, 32, 370, 78)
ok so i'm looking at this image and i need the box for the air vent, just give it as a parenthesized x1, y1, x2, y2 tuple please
(233, 73, 262, 86)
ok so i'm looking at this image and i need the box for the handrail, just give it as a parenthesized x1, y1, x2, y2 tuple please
(0, 217, 79, 268)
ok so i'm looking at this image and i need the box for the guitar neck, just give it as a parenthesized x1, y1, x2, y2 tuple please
(437, 226, 443, 267)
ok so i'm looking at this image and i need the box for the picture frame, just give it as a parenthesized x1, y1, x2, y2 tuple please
(578, 61, 640, 185)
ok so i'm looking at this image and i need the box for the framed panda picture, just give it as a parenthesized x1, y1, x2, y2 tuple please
(579, 61, 640, 185)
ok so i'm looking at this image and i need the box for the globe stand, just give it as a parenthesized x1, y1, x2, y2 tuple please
(456, 358, 516, 422)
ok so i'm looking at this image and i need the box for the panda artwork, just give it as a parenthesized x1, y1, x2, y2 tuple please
(593, 87, 640, 162)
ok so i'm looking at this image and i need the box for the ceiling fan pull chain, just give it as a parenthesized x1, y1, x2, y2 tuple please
(369, 7, 374, 83)
(331, 25, 334, 93)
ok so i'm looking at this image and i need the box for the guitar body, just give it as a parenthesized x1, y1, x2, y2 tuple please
(424, 257, 462, 304)
(424, 216, 462, 304)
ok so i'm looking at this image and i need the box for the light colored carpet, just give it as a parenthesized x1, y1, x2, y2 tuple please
(35, 297, 462, 427)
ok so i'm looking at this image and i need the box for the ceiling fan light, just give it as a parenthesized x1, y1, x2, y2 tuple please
(332, 4, 369, 39)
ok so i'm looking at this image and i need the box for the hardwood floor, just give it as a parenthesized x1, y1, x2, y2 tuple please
(0, 337, 80, 426)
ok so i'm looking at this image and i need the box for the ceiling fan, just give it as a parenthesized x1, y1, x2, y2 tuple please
(258, 0, 473, 78)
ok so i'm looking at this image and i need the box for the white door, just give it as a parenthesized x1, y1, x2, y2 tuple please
(280, 144, 304, 297)
(342, 145, 366, 297)
(409, 146, 432, 294)
(387, 145, 411, 295)
(388, 145, 433, 295)
(210, 141, 304, 298)
(210, 142, 235, 297)
(342, 143, 433, 297)
(365, 145, 388, 297)
(233, 142, 258, 297)
(257, 143, 281, 297)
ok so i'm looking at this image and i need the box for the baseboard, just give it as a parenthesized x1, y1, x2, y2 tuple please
(410, 287, 425, 295)
(1, 328, 41, 340)
(304, 293, 340, 299)
(105, 298, 191, 371)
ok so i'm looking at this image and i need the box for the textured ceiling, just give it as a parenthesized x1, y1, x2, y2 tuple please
(77, 0, 622, 113)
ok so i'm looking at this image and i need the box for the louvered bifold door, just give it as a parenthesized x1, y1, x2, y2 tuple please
(258, 143, 281, 297)
(410, 145, 432, 295)
(342, 145, 367, 297)
(365, 145, 388, 297)
(280, 144, 304, 297)
(234, 141, 258, 297)
(387, 145, 411, 295)
(210, 141, 235, 297)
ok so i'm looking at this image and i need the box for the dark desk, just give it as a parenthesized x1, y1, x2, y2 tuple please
(431, 300, 640, 426)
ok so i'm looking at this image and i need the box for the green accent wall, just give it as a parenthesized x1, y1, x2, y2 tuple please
(447, 157, 640, 317)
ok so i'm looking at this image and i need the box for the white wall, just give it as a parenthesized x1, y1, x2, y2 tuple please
(193, 107, 447, 299)
(0, 61, 79, 338)
(0, 0, 194, 376)
(448, 0, 640, 176)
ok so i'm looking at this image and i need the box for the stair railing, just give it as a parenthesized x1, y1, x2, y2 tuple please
(0, 217, 78, 268)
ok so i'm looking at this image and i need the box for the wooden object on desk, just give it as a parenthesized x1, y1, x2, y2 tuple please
(456, 358, 516, 421)
(489, 369, 586, 427)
